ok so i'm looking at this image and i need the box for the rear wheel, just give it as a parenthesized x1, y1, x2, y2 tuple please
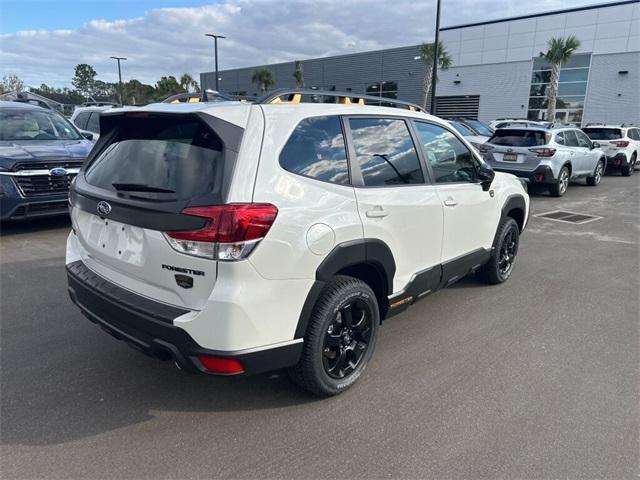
(549, 166, 570, 197)
(477, 217, 520, 285)
(587, 160, 604, 186)
(622, 155, 634, 176)
(289, 276, 379, 397)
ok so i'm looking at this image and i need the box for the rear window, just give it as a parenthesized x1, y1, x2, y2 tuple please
(489, 129, 549, 147)
(85, 116, 224, 200)
(582, 128, 622, 140)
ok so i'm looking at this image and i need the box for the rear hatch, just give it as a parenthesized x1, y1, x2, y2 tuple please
(70, 110, 244, 310)
(582, 128, 624, 156)
(483, 129, 551, 171)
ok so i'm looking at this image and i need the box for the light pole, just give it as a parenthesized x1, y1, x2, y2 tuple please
(430, 0, 441, 115)
(205, 33, 226, 91)
(110, 56, 127, 104)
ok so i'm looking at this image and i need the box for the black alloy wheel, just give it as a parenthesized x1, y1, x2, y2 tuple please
(322, 299, 373, 379)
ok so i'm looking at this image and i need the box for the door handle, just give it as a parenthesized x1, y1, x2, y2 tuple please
(443, 197, 458, 207)
(366, 207, 389, 218)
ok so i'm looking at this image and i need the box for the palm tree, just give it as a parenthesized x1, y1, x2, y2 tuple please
(293, 61, 304, 88)
(540, 36, 580, 121)
(179, 73, 200, 93)
(418, 41, 452, 111)
(251, 68, 275, 95)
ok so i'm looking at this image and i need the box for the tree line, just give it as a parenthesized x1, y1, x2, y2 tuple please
(0, 64, 200, 106)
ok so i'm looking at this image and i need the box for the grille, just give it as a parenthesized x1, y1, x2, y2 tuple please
(14, 173, 76, 196)
(12, 160, 84, 172)
(534, 210, 602, 224)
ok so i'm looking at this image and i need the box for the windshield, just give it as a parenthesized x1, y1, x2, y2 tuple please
(582, 128, 622, 140)
(0, 109, 82, 141)
(489, 129, 549, 147)
(450, 121, 476, 137)
(462, 119, 494, 136)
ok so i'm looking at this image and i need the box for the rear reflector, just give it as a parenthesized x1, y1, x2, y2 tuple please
(197, 355, 245, 374)
(164, 203, 278, 260)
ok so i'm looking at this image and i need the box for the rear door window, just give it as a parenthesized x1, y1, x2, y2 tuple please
(564, 130, 580, 147)
(85, 116, 224, 201)
(74, 112, 90, 130)
(555, 131, 566, 145)
(279, 116, 349, 185)
(348, 117, 424, 186)
(489, 129, 549, 147)
(86, 112, 100, 134)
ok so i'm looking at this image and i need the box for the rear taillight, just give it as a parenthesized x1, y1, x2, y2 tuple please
(478, 143, 494, 154)
(164, 203, 278, 261)
(612, 140, 629, 148)
(528, 147, 556, 157)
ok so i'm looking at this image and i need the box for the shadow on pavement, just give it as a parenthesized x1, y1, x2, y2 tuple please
(0, 215, 71, 237)
(0, 258, 318, 447)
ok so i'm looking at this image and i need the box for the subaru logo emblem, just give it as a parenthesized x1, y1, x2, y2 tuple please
(97, 201, 112, 216)
(49, 167, 67, 177)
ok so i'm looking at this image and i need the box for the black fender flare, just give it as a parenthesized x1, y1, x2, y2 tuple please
(294, 239, 396, 338)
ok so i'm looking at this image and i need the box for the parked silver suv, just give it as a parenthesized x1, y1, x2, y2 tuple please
(480, 127, 606, 196)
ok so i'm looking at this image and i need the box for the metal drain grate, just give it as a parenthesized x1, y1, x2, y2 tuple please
(534, 210, 602, 225)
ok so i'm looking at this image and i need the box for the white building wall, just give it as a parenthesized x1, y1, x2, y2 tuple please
(583, 52, 640, 124)
(436, 61, 533, 122)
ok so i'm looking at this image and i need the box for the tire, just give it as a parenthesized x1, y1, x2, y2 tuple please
(621, 155, 634, 176)
(634, 154, 640, 171)
(549, 166, 570, 197)
(587, 159, 604, 186)
(289, 276, 379, 397)
(476, 217, 520, 285)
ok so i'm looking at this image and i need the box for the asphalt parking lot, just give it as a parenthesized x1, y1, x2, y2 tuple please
(1, 175, 638, 479)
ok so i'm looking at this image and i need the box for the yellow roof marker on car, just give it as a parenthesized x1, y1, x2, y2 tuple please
(259, 89, 425, 112)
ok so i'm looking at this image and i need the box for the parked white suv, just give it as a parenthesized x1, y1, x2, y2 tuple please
(581, 125, 640, 176)
(70, 105, 115, 141)
(66, 90, 529, 396)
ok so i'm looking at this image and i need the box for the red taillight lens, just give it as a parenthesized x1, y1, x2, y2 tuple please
(528, 147, 556, 157)
(197, 355, 245, 374)
(164, 203, 278, 260)
(612, 140, 629, 148)
(479, 143, 494, 154)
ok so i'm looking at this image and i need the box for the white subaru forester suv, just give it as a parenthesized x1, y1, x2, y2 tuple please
(66, 90, 529, 396)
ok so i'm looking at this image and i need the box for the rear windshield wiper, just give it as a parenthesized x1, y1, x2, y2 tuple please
(112, 183, 176, 193)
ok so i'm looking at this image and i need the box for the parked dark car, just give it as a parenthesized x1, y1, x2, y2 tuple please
(0, 101, 94, 220)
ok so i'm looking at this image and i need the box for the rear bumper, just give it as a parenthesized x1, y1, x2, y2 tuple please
(66, 260, 303, 375)
(604, 153, 629, 169)
(492, 165, 556, 184)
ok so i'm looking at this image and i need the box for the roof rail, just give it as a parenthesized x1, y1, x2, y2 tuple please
(257, 88, 425, 112)
(621, 123, 635, 127)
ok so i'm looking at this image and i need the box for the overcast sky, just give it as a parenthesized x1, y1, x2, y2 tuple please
(1, 0, 608, 88)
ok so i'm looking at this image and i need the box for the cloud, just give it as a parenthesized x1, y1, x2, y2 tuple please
(1, 0, 603, 88)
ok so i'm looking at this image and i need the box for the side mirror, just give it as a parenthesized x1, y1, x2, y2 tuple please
(592, 141, 600, 149)
(477, 162, 495, 191)
(81, 131, 94, 141)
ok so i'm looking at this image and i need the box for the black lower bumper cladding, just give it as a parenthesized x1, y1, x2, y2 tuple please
(492, 165, 556, 184)
(66, 260, 302, 375)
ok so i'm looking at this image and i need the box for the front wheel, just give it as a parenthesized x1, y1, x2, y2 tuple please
(549, 166, 570, 197)
(476, 217, 520, 285)
(289, 276, 379, 397)
(587, 160, 604, 186)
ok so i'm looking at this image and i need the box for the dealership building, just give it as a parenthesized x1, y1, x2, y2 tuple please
(201, 1, 640, 125)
